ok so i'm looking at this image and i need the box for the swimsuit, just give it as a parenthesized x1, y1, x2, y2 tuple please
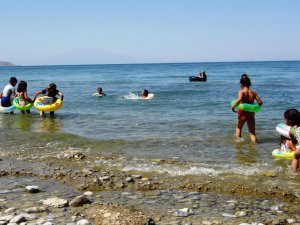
(238, 91, 256, 122)
(1, 96, 11, 107)
(1, 84, 14, 107)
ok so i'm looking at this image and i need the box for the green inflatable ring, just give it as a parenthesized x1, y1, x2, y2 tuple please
(13, 97, 33, 111)
(230, 101, 261, 113)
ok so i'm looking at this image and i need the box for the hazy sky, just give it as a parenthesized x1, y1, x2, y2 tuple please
(0, 0, 299, 65)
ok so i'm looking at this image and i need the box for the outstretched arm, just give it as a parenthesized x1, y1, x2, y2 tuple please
(33, 91, 42, 102)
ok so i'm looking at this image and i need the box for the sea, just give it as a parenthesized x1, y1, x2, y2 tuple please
(0, 61, 300, 180)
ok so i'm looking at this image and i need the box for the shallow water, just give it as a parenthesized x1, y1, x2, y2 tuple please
(1, 61, 300, 179)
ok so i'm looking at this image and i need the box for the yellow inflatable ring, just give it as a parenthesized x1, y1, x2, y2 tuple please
(34, 97, 62, 112)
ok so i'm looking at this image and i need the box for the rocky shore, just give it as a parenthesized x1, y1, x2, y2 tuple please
(1, 149, 300, 225)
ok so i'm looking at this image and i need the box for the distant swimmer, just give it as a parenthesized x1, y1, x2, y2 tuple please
(93, 87, 106, 97)
(141, 89, 149, 99)
(141, 89, 154, 100)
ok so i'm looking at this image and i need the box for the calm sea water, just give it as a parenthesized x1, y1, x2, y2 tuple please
(1, 61, 300, 177)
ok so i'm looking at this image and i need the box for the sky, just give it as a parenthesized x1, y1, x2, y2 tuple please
(0, 0, 299, 65)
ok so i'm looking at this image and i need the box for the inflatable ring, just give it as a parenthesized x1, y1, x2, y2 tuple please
(276, 123, 291, 139)
(13, 97, 33, 111)
(230, 101, 261, 113)
(272, 149, 294, 159)
(92, 93, 104, 97)
(0, 102, 15, 113)
(34, 97, 62, 112)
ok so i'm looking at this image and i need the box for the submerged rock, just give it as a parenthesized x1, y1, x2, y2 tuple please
(69, 195, 92, 207)
(25, 185, 40, 193)
(42, 197, 68, 208)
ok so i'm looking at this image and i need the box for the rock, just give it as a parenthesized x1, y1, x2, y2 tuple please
(202, 221, 212, 225)
(43, 222, 53, 225)
(235, 211, 247, 217)
(100, 176, 110, 181)
(25, 185, 40, 193)
(83, 191, 93, 196)
(4, 208, 16, 214)
(0, 215, 14, 222)
(82, 168, 93, 175)
(125, 177, 134, 183)
(10, 214, 26, 223)
(76, 219, 90, 225)
(132, 174, 142, 179)
(287, 218, 296, 224)
(57, 150, 85, 160)
(69, 195, 91, 207)
(42, 197, 68, 208)
(24, 206, 47, 213)
(221, 213, 237, 218)
(173, 208, 193, 217)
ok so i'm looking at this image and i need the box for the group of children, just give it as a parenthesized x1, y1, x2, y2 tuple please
(231, 74, 300, 173)
(1, 74, 299, 172)
(0, 77, 64, 116)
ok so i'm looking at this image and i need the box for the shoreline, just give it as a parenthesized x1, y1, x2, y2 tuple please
(1, 149, 300, 224)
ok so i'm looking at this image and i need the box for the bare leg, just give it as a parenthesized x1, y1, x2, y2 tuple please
(40, 111, 45, 117)
(247, 119, 257, 143)
(236, 119, 246, 138)
(50, 111, 54, 116)
(293, 150, 300, 173)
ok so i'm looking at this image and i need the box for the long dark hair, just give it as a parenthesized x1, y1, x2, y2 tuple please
(17, 81, 27, 92)
(240, 74, 251, 87)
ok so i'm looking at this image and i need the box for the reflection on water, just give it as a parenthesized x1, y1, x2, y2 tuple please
(38, 117, 62, 133)
(0, 113, 62, 133)
(234, 141, 259, 164)
(12, 114, 33, 131)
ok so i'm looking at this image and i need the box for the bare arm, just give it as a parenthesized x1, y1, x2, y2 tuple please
(58, 91, 64, 101)
(255, 94, 263, 106)
(231, 91, 243, 112)
(24, 91, 33, 103)
(33, 91, 42, 102)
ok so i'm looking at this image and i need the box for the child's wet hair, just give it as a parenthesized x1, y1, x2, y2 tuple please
(97, 87, 102, 92)
(17, 81, 27, 92)
(143, 89, 149, 96)
(48, 83, 57, 90)
(284, 109, 300, 126)
(9, 77, 17, 84)
(240, 74, 251, 87)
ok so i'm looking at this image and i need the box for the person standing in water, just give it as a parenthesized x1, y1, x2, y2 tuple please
(231, 74, 263, 143)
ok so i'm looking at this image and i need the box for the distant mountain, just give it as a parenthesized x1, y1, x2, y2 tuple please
(0, 61, 15, 66)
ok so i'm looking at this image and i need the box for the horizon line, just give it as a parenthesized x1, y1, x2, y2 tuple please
(2, 59, 300, 67)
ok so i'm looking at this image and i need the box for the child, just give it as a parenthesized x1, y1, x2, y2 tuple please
(141, 89, 149, 99)
(16, 81, 33, 114)
(95, 87, 106, 96)
(282, 109, 300, 173)
(231, 74, 263, 143)
(34, 83, 64, 116)
(0, 77, 17, 107)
